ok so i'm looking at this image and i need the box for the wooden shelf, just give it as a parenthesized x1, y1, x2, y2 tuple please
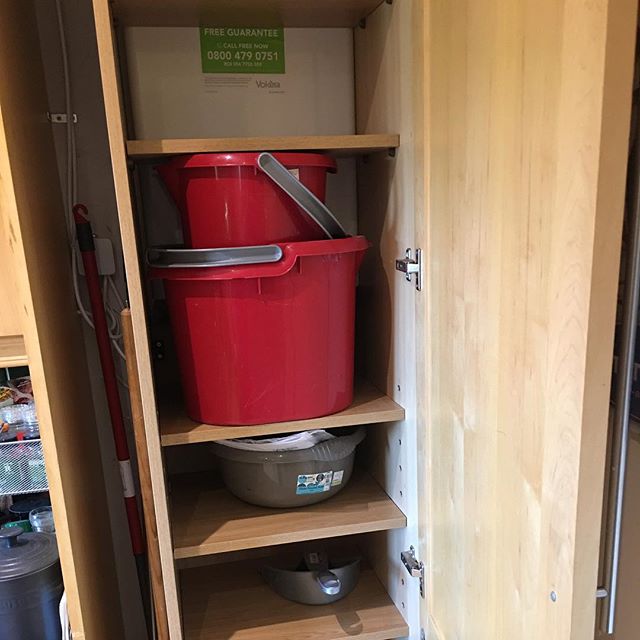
(171, 471, 406, 559)
(0, 335, 28, 368)
(112, 0, 388, 28)
(126, 134, 400, 159)
(160, 382, 405, 447)
(181, 560, 409, 640)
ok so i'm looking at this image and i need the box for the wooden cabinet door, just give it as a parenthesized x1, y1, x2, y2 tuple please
(0, 2, 124, 638)
(418, 1, 637, 639)
(0, 158, 25, 338)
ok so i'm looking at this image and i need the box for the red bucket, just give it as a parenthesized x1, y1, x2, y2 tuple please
(156, 152, 337, 248)
(151, 236, 369, 426)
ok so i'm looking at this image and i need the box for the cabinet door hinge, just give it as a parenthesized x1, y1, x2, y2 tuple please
(401, 546, 425, 598)
(395, 248, 422, 291)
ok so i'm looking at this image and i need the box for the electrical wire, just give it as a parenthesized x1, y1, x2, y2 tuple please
(55, 0, 126, 362)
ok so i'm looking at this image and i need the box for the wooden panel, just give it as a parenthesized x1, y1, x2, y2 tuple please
(0, 2, 124, 637)
(111, 0, 385, 28)
(181, 561, 409, 640)
(0, 91, 25, 339)
(424, 1, 636, 639)
(572, 2, 637, 635)
(91, 0, 184, 637)
(354, 0, 424, 633)
(171, 471, 406, 559)
(0, 335, 27, 368)
(122, 310, 170, 640)
(160, 382, 405, 446)
(0, 220, 24, 338)
(127, 134, 399, 158)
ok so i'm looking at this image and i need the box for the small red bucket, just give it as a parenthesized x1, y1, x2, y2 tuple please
(151, 236, 369, 426)
(156, 152, 337, 248)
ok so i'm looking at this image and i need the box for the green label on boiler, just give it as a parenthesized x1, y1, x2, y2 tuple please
(200, 27, 285, 74)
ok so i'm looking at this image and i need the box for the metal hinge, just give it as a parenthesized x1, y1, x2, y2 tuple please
(395, 248, 422, 291)
(47, 112, 78, 124)
(401, 546, 425, 598)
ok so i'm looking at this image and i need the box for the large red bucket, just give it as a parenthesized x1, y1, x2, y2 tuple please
(156, 152, 337, 248)
(151, 236, 369, 426)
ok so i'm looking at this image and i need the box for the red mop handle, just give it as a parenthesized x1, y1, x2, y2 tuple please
(73, 204, 145, 556)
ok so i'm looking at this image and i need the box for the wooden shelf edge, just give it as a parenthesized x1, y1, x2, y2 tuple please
(0, 335, 28, 368)
(171, 471, 407, 559)
(126, 133, 400, 158)
(160, 381, 405, 446)
(174, 514, 406, 560)
(180, 561, 409, 640)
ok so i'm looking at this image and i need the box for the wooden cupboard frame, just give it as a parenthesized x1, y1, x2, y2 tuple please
(93, 0, 422, 638)
(88, 0, 638, 639)
(0, 0, 634, 637)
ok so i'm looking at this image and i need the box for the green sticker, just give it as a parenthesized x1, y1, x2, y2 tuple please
(200, 27, 285, 74)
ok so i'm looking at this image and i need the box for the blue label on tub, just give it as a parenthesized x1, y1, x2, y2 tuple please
(296, 471, 333, 495)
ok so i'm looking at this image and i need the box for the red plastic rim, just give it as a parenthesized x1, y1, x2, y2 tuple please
(150, 236, 370, 281)
(163, 151, 337, 172)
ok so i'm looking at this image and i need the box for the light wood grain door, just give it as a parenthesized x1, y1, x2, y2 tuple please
(0, 176, 25, 337)
(419, 1, 637, 639)
(0, 2, 125, 637)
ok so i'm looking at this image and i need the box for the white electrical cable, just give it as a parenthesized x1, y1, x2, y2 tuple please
(55, 0, 126, 362)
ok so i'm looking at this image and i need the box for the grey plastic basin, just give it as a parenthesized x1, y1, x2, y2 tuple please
(211, 427, 366, 508)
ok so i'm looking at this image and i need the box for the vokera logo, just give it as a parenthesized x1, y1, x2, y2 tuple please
(255, 80, 281, 89)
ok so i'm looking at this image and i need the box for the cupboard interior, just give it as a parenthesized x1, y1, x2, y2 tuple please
(102, 0, 423, 637)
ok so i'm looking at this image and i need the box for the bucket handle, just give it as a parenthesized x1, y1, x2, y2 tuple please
(146, 245, 283, 269)
(257, 153, 347, 240)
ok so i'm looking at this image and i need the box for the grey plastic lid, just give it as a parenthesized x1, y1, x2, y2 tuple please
(0, 527, 59, 581)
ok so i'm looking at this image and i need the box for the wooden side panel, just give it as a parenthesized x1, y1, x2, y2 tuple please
(0, 219, 24, 336)
(573, 2, 637, 636)
(354, 0, 424, 634)
(0, 1, 123, 638)
(90, 0, 183, 637)
(122, 309, 170, 640)
(423, 1, 635, 639)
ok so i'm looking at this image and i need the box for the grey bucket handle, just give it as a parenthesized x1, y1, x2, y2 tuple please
(147, 245, 283, 269)
(257, 152, 347, 240)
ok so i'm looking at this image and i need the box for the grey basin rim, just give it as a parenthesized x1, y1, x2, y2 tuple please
(212, 427, 366, 464)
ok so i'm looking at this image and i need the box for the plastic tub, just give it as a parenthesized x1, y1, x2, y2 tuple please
(151, 236, 369, 426)
(212, 427, 365, 507)
(156, 152, 337, 248)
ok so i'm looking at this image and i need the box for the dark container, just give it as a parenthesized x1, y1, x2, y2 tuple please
(0, 527, 63, 640)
